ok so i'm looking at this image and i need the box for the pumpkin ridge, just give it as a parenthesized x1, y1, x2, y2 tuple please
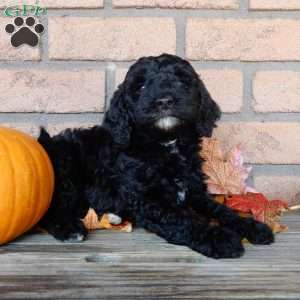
(18, 135, 51, 229)
(0, 133, 16, 243)
(15, 136, 39, 234)
(36, 140, 54, 219)
(3, 131, 36, 241)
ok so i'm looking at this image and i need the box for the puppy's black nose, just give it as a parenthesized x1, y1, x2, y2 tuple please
(156, 97, 174, 107)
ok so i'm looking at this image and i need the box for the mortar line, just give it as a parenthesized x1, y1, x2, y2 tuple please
(0, 112, 299, 121)
(32, 9, 300, 19)
(252, 165, 300, 176)
(220, 113, 300, 122)
(0, 113, 104, 124)
(2, 7, 300, 18)
(43, 114, 105, 128)
(1, 61, 300, 69)
(39, 14, 48, 62)
(1, 6, 300, 17)
(105, 63, 116, 111)
(104, 0, 113, 10)
(239, 0, 249, 12)
(242, 64, 255, 117)
(174, 13, 186, 57)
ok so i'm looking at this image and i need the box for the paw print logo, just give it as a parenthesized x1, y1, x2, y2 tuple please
(5, 17, 44, 47)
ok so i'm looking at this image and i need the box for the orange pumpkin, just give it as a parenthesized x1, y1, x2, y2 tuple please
(0, 127, 54, 244)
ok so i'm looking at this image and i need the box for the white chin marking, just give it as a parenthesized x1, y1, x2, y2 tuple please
(155, 117, 179, 131)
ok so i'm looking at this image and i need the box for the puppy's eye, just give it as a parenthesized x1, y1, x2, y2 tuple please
(136, 85, 145, 94)
(131, 82, 145, 95)
(178, 81, 189, 90)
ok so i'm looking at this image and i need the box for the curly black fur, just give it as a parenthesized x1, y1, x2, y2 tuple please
(38, 126, 116, 242)
(102, 54, 274, 258)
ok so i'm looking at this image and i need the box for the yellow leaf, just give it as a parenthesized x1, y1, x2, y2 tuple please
(82, 208, 132, 232)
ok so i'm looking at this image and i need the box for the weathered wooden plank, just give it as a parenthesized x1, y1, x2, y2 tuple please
(0, 212, 299, 299)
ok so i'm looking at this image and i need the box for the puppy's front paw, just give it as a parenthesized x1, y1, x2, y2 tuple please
(192, 226, 245, 259)
(50, 220, 88, 242)
(243, 219, 274, 245)
(64, 232, 86, 243)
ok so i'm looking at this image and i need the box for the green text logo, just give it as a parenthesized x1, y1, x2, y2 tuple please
(4, 4, 47, 17)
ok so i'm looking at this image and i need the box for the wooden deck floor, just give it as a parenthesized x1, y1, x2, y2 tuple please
(0, 212, 300, 300)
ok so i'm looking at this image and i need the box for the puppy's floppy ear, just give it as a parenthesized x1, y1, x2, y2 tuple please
(103, 84, 131, 147)
(196, 78, 221, 137)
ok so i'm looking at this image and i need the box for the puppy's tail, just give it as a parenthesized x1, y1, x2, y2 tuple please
(38, 127, 54, 157)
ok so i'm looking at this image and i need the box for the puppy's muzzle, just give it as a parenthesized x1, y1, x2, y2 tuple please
(156, 97, 174, 109)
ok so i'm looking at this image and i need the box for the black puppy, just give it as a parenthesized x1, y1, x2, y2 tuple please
(38, 126, 114, 241)
(102, 54, 274, 258)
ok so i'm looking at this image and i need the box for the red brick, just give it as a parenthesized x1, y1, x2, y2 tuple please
(253, 71, 300, 112)
(113, 0, 239, 9)
(254, 176, 300, 202)
(0, 69, 105, 113)
(186, 19, 300, 61)
(214, 122, 300, 164)
(250, 0, 300, 10)
(49, 18, 176, 61)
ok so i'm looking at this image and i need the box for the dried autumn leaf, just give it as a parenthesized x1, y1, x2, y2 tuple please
(225, 193, 289, 233)
(201, 138, 224, 161)
(226, 145, 257, 194)
(83, 208, 99, 230)
(214, 194, 226, 204)
(200, 138, 256, 195)
(82, 208, 132, 232)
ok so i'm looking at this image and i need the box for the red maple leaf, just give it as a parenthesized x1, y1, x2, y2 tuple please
(225, 193, 289, 232)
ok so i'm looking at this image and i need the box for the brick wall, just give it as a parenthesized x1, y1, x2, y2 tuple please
(0, 0, 299, 201)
